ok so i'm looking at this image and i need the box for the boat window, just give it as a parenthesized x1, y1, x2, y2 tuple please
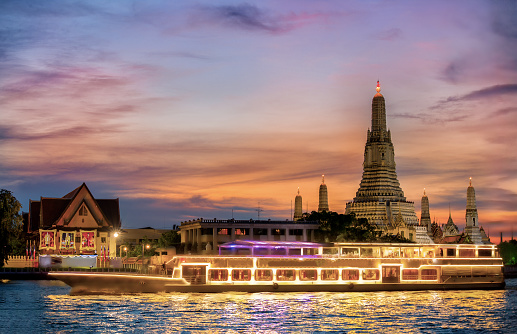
(341, 248, 359, 257)
(459, 249, 475, 258)
(360, 248, 380, 258)
(446, 248, 456, 257)
(276, 269, 296, 281)
(303, 248, 318, 256)
(254, 248, 269, 256)
(232, 269, 251, 281)
(321, 269, 339, 281)
(421, 269, 437, 280)
(362, 269, 380, 280)
(402, 269, 418, 280)
(288, 248, 301, 256)
(271, 248, 287, 256)
(236, 248, 251, 256)
(383, 248, 401, 258)
(209, 269, 228, 281)
(299, 269, 317, 281)
(322, 248, 338, 255)
(342, 269, 359, 281)
(255, 269, 273, 281)
(478, 249, 492, 257)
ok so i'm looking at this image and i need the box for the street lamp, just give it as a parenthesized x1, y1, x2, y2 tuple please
(142, 244, 150, 256)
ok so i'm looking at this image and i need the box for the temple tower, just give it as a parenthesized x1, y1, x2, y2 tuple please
(421, 189, 432, 236)
(345, 82, 418, 226)
(465, 178, 483, 244)
(318, 175, 329, 213)
(294, 188, 303, 221)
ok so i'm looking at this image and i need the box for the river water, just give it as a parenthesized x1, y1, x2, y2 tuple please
(1, 279, 516, 333)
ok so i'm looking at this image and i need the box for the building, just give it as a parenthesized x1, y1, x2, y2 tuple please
(294, 188, 303, 221)
(24, 183, 121, 257)
(464, 178, 483, 244)
(421, 189, 432, 237)
(179, 218, 319, 253)
(345, 81, 418, 229)
(116, 227, 172, 256)
(318, 175, 329, 212)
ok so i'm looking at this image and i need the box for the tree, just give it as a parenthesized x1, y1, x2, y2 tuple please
(0, 189, 23, 267)
(157, 230, 181, 248)
(302, 210, 412, 243)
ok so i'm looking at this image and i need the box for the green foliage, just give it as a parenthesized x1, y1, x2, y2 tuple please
(302, 210, 413, 243)
(157, 230, 181, 248)
(0, 189, 23, 267)
(498, 240, 517, 265)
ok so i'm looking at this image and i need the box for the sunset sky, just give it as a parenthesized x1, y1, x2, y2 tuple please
(1, 1, 516, 241)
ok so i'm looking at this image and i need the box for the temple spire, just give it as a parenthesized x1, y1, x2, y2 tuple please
(318, 175, 329, 213)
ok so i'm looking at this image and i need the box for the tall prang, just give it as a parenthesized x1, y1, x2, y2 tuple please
(318, 175, 329, 213)
(421, 189, 432, 237)
(345, 82, 418, 227)
(464, 178, 483, 244)
(294, 188, 303, 221)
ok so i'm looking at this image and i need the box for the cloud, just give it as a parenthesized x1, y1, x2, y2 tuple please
(190, 4, 286, 33)
(376, 28, 402, 41)
(443, 84, 517, 103)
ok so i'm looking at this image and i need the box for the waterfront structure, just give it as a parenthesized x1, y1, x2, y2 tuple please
(294, 188, 303, 221)
(318, 175, 329, 213)
(179, 218, 319, 253)
(24, 183, 121, 257)
(345, 82, 418, 228)
(464, 178, 483, 244)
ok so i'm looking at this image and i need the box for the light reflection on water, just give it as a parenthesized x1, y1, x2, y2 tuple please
(1, 279, 516, 333)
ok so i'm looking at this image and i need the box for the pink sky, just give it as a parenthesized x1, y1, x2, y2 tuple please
(1, 1, 516, 241)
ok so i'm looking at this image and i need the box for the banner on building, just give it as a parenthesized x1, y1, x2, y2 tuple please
(60, 232, 75, 250)
(80, 230, 96, 251)
(40, 230, 56, 250)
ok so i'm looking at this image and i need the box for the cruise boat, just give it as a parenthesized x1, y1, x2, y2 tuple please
(50, 240, 505, 294)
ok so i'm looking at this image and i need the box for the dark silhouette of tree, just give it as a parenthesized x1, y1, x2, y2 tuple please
(0, 189, 23, 267)
(301, 210, 412, 243)
(498, 240, 517, 265)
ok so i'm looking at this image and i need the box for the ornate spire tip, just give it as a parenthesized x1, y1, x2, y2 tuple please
(376, 80, 381, 93)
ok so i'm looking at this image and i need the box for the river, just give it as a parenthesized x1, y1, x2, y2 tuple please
(1, 279, 516, 333)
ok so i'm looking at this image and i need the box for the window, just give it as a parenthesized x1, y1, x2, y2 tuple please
(409, 233, 413, 241)
(271, 229, 285, 235)
(79, 205, 88, 216)
(446, 248, 456, 257)
(217, 228, 229, 235)
(235, 228, 249, 236)
(341, 248, 359, 257)
(321, 269, 339, 281)
(459, 249, 475, 258)
(75, 237, 81, 244)
(201, 228, 213, 235)
(276, 269, 295, 281)
(362, 269, 380, 280)
(255, 269, 273, 281)
(232, 269, 251, 281)
(342, 269, 359, 281)
(209, 269, 228, 281)
(478, 249, 492, 257)
(253, 228, 268, 235)
(402, 269, 418, 280)
(101, 237, 106, 243)
(289, 229, 303, 236)
(421, 269, 438, 280)
(299, 269, 317, 281)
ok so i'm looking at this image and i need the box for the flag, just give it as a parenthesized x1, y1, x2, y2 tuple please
(26, 240, 29, 259)
(107, 245, 110, 260)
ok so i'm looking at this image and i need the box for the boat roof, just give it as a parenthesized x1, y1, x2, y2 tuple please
(220, 240, 325, 249)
